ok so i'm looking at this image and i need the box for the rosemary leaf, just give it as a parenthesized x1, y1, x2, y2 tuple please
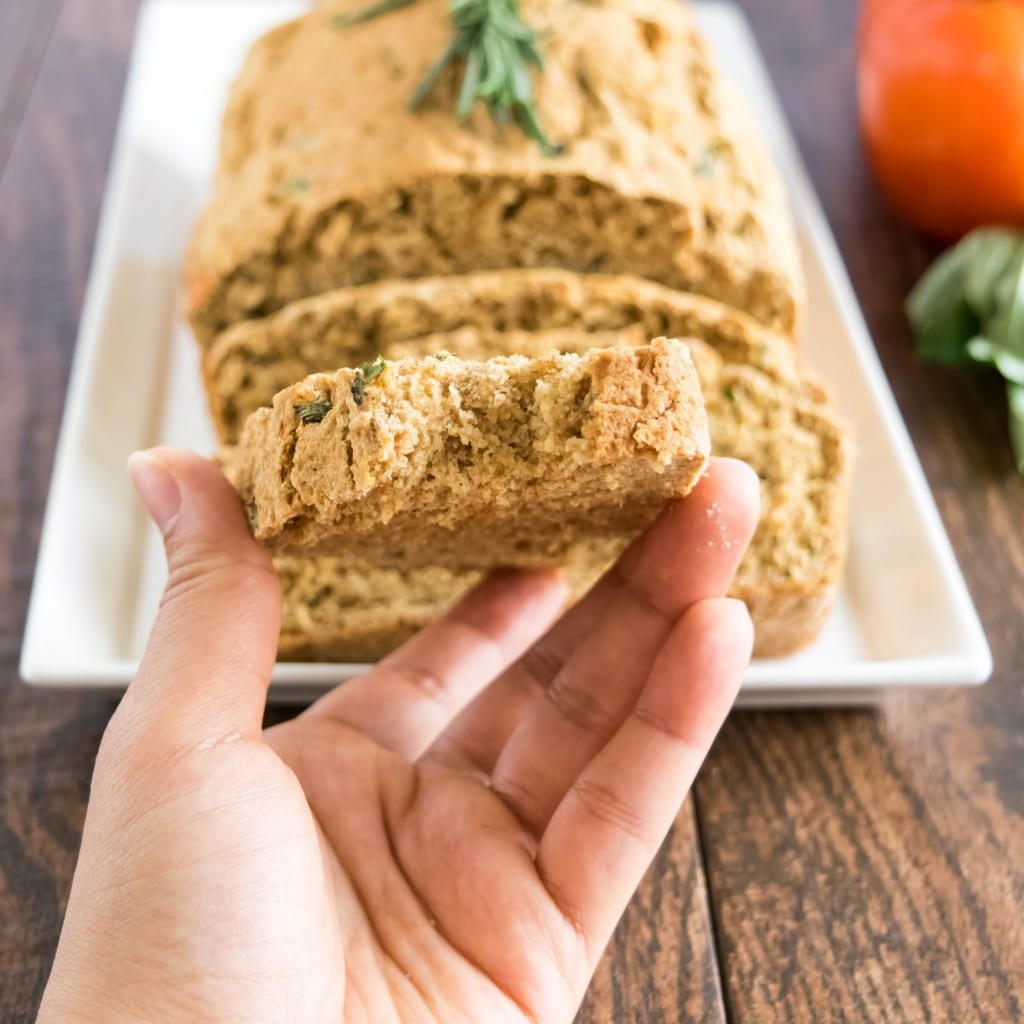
(520, 35, 544, 67)
(516, 101, 563, 158)
(332, 0, 417, 29)
(479, 31, 504, 94)
(294, 398, 333, 424)
(458, 47, 484, 119)
(409, 34, 466, 111)
(511, 59, 531, 104)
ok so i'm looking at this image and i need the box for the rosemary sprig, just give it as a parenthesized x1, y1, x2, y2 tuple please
(336, 0, 562, 155)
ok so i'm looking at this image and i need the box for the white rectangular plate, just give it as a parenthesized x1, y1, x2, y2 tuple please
(20, 0, 992, 706)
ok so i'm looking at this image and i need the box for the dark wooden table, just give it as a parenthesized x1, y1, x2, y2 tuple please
(1, 1, 1022, 1020)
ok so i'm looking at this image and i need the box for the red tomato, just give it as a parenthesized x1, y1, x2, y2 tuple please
(857, 0, 1024, 239)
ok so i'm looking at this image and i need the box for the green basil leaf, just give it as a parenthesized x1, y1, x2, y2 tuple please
(984, 246, 1024, 362)
(908, 246, 978, 363)
(962, 229, 1024, 318)
(916, 300, 980, 365)
(910, 227, 1024, 472)
(908, 239, 974, 332)
(966, 336, 1024, 388)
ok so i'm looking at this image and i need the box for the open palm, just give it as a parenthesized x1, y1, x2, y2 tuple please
(39, 450, 757, 1024)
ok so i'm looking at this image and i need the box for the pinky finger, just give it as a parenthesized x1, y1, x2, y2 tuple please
(535, 598, 752, 969)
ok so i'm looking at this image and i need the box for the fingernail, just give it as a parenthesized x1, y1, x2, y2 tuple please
(128, 451, 181, 533)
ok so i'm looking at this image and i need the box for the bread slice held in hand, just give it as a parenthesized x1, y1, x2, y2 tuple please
(220, 338, 710, 570)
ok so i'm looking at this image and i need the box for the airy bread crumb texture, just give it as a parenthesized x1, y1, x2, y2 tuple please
(222, 338, 710, 570)
(277, 561, 476, 662)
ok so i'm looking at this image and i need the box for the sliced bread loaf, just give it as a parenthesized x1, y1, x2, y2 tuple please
(184, 0, 802, 343)
(272, 337, 851, 659)
(221, 338, 710, 568)
(203, 270, 816, 442)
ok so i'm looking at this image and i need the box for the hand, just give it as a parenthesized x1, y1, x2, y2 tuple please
(38, 449, 758, 1024)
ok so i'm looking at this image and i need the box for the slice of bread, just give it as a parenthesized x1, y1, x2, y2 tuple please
(698, 346, 852, 656)
(272, 338, 851, 659)
(276, 544, 614, 661)
(277, 561, 479, 663)
(184, 0, 802, 343)
(203, 270, 817, 442)
(221, 338, 710, 568)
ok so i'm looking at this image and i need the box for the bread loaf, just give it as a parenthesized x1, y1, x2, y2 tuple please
(184, 0, 803, 343)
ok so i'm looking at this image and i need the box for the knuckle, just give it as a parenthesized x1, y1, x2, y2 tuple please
(519, 643, 566, 691)
(164, 546, 278, 605)
(394, 664, 449, 704)
(544, 674, 619, 738)
(493, 775, 549, 834)
(571, 776, 652, 846)
(631, 702, 705, 755)
(444, 614, 504, 669)
(612, 564, 673, 627)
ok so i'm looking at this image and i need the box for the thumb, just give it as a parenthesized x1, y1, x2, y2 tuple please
(126, 447, 280, 741)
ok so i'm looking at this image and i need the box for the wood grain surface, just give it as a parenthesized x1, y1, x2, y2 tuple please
(695, 3, 1024, 1022)
(0, 0, 137, 1014)
(0, 0, 1022, 1022)
(0, 0, 62, 177)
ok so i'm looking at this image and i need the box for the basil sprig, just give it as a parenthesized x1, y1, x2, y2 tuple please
(907, 227, 1024, 472)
